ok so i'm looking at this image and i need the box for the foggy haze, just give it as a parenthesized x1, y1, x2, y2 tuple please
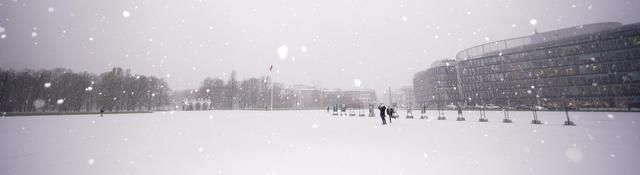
(1, 0, 639, 94)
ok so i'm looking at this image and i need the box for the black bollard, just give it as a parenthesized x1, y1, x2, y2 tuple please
(531, 105, 542, 124)
(502, 108, 512, 123)
(478, 106, 488, 122)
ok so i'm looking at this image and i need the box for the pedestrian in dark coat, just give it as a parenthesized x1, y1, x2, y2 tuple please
(100, 107, 105, 117)
(378, 105, 387, 125)
(386, 107, 394, 123)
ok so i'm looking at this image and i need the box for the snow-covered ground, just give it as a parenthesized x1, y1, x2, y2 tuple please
(1, 110, 639, 175)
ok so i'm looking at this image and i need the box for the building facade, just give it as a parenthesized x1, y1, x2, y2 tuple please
(413, 60, 459, 108)
(344, 88, 378, 106)
(414, 22, 640, 110)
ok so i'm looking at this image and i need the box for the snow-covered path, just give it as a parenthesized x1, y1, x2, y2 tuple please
(1, 110, 639, 175)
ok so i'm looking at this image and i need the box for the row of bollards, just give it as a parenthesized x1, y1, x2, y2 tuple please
(328, 105, 575, 126)
(408, 107, 575, 126)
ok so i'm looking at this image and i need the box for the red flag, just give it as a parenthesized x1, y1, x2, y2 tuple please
(269, 65, 273, 72)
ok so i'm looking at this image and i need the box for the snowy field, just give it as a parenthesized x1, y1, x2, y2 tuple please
(1, 110, 639, 175)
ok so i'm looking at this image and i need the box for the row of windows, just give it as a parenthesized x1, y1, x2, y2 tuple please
(459, 32, 640, 70)
(464, 83, 640, 103)
(460, 51, 640, 83)
(463, 71, 640, 93)
(457, 24, 640, 61)
(460, 41, 640, 77)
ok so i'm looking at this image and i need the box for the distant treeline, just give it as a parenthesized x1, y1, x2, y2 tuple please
(0, 67, 170, 113)
(0, 67, 346, 113)
(175, 70, 300, 110)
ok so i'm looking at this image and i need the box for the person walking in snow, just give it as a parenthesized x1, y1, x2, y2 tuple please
(378, 105, 387, 125)
(386, 106, 394, 123)
(100, 107, 105, 117)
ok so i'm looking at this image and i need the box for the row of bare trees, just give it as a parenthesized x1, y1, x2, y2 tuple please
(175, 71, 298, 110)
(0, 67, 170, 113)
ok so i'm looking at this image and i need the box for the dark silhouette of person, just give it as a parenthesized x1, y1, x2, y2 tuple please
(100, 107, 105, 117)
(378, 105, 387, 125)
(326, 106, 330, 113)
(386, 107, 394, 123)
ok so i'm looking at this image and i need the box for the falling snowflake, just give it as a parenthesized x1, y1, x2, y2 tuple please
(33, 99, 45, 108)
(529, 19, 538, 25)
(31, 32, 38, 38)
(353, 79, 362, 87)
(87, 158, 95, 166)
(44, 82, 51, 88)
(47, 7, 54, 13)
(311, 123, 318, 129)
(300, 46, 307, 53)
(122, 10, 131, 18)
(0, 26, 5, 33)
(402, 16, 408, 22)
(277, 45, 288, 59)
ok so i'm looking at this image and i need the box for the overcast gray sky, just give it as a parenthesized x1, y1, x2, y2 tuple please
(1, 0, 639, 94)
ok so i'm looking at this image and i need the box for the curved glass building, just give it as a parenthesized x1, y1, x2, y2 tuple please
(414, 22, 640, 110)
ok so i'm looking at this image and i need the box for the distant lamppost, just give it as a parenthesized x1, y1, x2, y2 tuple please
(502, 98, 512, 123)
(478, 99, 488, 122)
(455, 87, 465, 121)
(435, 83, 446, 120)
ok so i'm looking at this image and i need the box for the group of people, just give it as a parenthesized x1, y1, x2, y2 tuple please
(377, 104, 396, 125)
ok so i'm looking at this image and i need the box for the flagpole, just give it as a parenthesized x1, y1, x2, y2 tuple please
(269, 65, 274, 111)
